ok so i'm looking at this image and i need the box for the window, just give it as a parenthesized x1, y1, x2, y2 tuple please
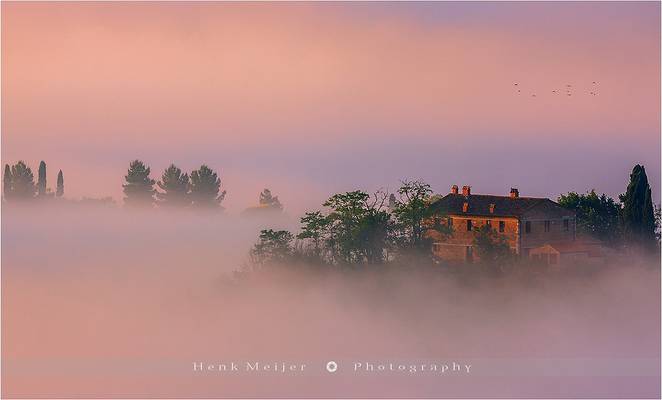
(499, 221, 505, 233)
(466, 219, 473, 231)
(465, 246, 473, 263)
(433, 243, 441, 252)
(563, 219, 569, 231)
(447, 217, 453, 228)
(544, 220, 550, 232)
(525, 221, 531, 233)
(486, 220, 492, 229)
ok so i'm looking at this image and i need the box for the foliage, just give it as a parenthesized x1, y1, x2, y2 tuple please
(122, 160, 156, 207)
(655, 205, 661, 244)
(250, 229, 294, 268)
(3, 164, 12, 199)
(259, 188, 283, 210)
(558, 190, 621, 245)
(190, 165, 226, 209)
(6, 161, 36, 200)
(391, 180, 435, 250)
(323, 190, 391, 265)
(56, 170, 64, 197)
(37, 161, 47, 197)
(156, 164, 191, 207)
(620, 164, 656, 248)
(297, 211, 329, 258)
(472, 224, 514, 268)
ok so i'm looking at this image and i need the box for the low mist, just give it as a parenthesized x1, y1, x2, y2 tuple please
(2, 204, 660, 398)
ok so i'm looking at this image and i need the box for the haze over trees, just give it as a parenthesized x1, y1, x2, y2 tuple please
(242, 188, 284, 216)
(620, 164, 656, 248)
(189, 165, 226, 209)
(259, 189, 282, 211)
(3, 164, 12, 199)
(253, 181, 446, 268)
(56, 170, 64, 197)
(557, 190, 621, 245)
(251, 165, 660, 271)
(390, 180, 440, 252)
(4, 161, 36, 200)
(156, 164, 191, 207)
(37, 161, 47, 197)
(122, 160, 156, 207)
(3, 160, 65, 202)
(558, 164, 658, 251)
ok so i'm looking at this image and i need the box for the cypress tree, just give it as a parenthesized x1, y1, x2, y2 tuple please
(3, 164, 12, 200)
(621, 164, 656, 247)
(37, 161, 47, 197)
(56, 170, 64, 197)
(156, 164, 191, 207)
(122, 160, 156, 207)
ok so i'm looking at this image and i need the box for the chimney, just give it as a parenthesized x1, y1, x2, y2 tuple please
(462, 185, 471, 196)
(489, 203, 495, 214)
(462, 202, 469, 213)
(510, 188, 519, 198)
(451, 185, 459, 195)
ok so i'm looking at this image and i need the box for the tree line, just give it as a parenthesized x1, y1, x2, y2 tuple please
(249, 165, 659, 270)
(1, 159, 285, 212)
(557, 164, 659, 249)
(3, 161, 64, 201)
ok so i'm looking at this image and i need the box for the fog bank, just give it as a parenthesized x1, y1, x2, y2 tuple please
(2, 205, 660, 398)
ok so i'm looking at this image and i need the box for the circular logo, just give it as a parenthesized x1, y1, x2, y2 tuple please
(326, 361, 338, 373)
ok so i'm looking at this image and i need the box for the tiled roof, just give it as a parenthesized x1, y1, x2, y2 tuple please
(429, 193, 550, 217)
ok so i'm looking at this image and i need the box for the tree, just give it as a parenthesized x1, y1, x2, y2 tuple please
(259, 189, 283, 210)
(122, 160, 155, 207)
(472, 224, 513, 269)
(297, 211, 329, 259)
(190, 165, 226, 208)
(156, 164, 191, 207)
(37, 161, 47, 197)
(391, 180, 435, 250)
(250, 229, 294, 268)
(56, 170, 64, 197)
(323, 190, 390, 265)
(558, 190, 621, 245)
(3, 164, 12, 200)
(620, 165, 656, 247)
(655, 204, 661, 244)
(9, 161, 36, 200)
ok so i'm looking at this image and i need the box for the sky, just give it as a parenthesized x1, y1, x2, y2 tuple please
(2, 2, 660, 214)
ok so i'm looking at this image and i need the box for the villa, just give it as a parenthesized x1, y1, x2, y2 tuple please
(427, 185, 592, 265)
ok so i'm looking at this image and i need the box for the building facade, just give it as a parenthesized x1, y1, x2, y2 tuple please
(427, 185, 576, 263)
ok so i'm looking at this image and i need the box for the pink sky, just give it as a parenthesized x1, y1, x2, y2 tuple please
(2, 2, 660, 213)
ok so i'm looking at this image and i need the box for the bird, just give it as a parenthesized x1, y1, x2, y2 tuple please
(514, 83, 519, 86)
(566, 84, 572, 88)
(532, 94, 537, 97)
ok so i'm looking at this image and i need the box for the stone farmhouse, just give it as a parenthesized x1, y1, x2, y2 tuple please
(426, 185, 601, 266)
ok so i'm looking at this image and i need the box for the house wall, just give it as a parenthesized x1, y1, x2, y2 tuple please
(519, 200, 576, 255)
(427, 215, 519, 262)
(520, 217, 576, 254)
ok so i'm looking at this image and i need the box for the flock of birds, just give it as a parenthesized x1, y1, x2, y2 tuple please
(514, 81, 599, 98)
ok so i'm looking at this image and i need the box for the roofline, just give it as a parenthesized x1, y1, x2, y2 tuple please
(446, 213, 520, 218)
